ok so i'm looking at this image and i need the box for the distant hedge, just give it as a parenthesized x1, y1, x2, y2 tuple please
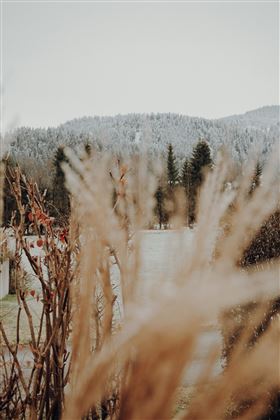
(222, 210, 280, 419)
(241, 210, 280, 266)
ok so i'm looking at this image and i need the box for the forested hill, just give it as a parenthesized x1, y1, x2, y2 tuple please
(6, 106, 279, 165)
(218, 105, 279, 130)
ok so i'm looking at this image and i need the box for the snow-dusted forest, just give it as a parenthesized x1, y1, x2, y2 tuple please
(5, 106, 279, 169)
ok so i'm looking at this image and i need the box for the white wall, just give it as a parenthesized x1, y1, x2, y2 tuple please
(0, 260, 9, 299)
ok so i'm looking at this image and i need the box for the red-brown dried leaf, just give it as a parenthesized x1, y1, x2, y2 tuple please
(36, 238, 44, 247)
(59, 234, 66, 243)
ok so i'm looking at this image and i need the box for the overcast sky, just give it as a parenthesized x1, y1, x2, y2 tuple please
(1, 1, 279, 129)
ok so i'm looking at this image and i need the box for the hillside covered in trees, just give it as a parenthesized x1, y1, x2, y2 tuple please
(5, 106, 279, 171)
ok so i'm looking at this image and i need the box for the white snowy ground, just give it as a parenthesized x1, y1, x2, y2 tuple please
(139, 229, 222, 383)
(5, 229, 223, 384)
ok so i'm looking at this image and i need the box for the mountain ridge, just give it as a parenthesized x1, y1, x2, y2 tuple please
(218, 105, 279, 130)
(7, 105, 279, 167)
(59, 105, 279, 132)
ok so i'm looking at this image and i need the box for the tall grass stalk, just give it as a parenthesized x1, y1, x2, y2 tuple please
(0, 150, 279, 419)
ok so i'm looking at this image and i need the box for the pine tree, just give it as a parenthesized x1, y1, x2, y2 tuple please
(181, 157, 191, 225)
(84, 142, 92, 157)
(3, 157, 17, 227)
(52, 146, 70, 224)
(167, 144, 179, 188)
(181, 157, 191, 193)
(165, 144, 179, 226)
(155, 184, 165, 229)
(189, 140, 212, 224)
(249, 161, 262, 195)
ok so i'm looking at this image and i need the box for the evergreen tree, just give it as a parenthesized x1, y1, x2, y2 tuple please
(167, 144, 179, 188)
(3, 157, 17, 227)
(165, 144, 179, 225)
(52, 146, 70, 224)
(84, 142, 92, 157)
(181, 157, 191, 225)
(155, 184, 166, 229)
(181, 158, 192, 194)
(249, 161, 262, 195)
(189, 140, 213, 224)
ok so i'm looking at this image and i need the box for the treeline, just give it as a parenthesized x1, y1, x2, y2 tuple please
(3, 139, 279, 266)
(3, 139, 213, 229)
(3, 145, 72, 229)
(155, 140, 279, 267)
(155, 140, 213, 228)
(6, 110, 278, 168)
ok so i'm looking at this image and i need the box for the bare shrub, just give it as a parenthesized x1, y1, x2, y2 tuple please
(0, 166, 76, 418)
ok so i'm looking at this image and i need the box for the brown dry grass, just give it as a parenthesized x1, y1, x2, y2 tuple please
(0, 149, 279, 419)
(62, 149, 279, 420)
